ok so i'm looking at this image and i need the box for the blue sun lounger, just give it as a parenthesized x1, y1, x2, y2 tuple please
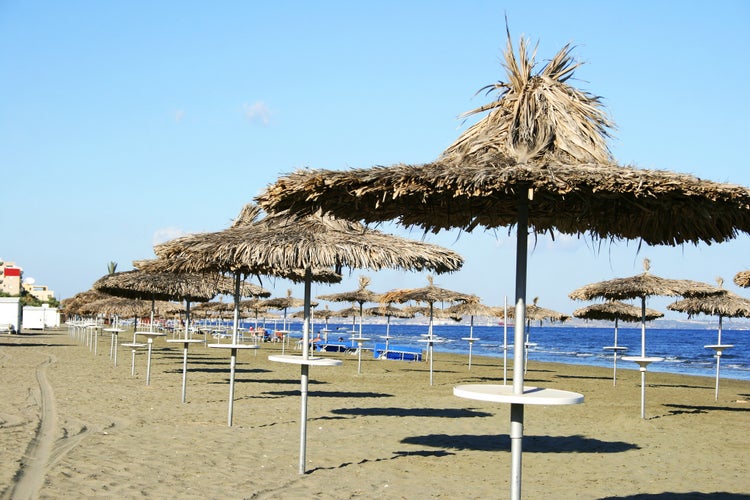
(373, 343, 423, 361)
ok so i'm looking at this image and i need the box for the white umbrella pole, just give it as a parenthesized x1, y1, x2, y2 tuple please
(715, 316, 723, 400)
(510, 198, 529, 500)
(468, 315, 474, 370)
(640, 297, 647, 419)
(299, 271, 312, 474)
(503, 296, 508, 385)
(181, 300, 191, 403)
(429, 302, 435, 386)
(227, 272, 241, 426)
(613, 318, 619, 386)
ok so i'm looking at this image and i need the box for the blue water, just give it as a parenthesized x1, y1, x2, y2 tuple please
(198, 319, 750, 382)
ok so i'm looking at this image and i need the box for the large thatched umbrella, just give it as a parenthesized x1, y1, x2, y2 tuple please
(573, 300, 663, 385)
(668, 277, 749, 400)
(446, 300, 500, 370)
(381, 276, 476, 385)
(569, 258, 722, 417)
(144, 205, 463, 473)
(256, 31, 750, 498)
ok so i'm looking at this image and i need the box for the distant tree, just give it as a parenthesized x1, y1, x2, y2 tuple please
(107, 261, 118, 274)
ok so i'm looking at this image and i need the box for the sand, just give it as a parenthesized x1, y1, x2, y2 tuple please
(1, 327, 749, 499)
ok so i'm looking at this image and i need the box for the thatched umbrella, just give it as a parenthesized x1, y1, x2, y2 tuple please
(317, 276, 383, 373)
(144, 205, 463, 473)
(255, 30, 750, 498)
(569, 258, 722, 417)
(573, 300, 663, 385)
(263, 289, 306, 347)
(365, 303, 414, 356)
(318, 276, 382, 337)
(668, 277, 749, 400)
(507, 296, 569, 372)
(446, 300, 500, 370)
(381, 276, 476, 385)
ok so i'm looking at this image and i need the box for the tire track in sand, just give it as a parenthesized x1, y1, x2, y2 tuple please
(3, 355, 58, 500)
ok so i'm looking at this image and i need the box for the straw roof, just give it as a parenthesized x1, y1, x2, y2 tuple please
(668, 289, 750, 319)
(445, 301, 501, 319)
(365, 304, 414, 319)
(573, 300, 663, 322)
(381, 275, 476, 306)
(93, 269, 269, 302)
(569, 274, 722, 301)
(507, 297, 569, 323)
(317, 276, 382, 305)
(733, 270, 750, 288)
(146, 206, 462, 282)
(256, 36, 750, 247)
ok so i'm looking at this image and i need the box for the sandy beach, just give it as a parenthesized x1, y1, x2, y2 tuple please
(1, 327, 748, 499)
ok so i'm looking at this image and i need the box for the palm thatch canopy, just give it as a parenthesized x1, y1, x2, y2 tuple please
(733, 270, 750, 288)
(262, 289, 307, 311)
(93, 269, 269, 302)
(668, 290, 750, 319)
(317, 276, 382, 305)
(256, 37, 750, 247)
(445, 301, 501, 319)
(573, 300, 663, 322)
(569, 273, 722, 302)
(60, 289, 110, 315)
(149, 208, 463, 281)
(506, 297, 569, 323)
(83, 297, 182, 318)
(381, 276, 476, 306)
(365, 304, 414, 319)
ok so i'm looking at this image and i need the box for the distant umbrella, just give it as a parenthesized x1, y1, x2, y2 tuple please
(382, 276, 476, 385)
(318, 276, 382, 338)
(668, 277, 749, 400)
(570, 258, 722, 417)
(365, 303, 414, 355)
(507, 297, 569, 372)
(573, 300, 663, 385)
(446, 301, 501, 370)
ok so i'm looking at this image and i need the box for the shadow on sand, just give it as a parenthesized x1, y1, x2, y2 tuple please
(401, 433, 639, 453)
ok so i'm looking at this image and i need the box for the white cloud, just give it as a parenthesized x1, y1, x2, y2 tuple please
(243, 101, 272, 125)
(153, 227, 188, 246)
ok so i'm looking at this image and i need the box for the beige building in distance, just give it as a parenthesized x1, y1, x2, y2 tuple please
(1, 260, 55, 301)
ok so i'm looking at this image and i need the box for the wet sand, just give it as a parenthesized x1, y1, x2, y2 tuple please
(1, 327, 748, 499)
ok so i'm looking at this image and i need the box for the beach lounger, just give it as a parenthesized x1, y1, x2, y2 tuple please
(373, 343, 423, 361)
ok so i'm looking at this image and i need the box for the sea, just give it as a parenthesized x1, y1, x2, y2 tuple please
(199, 319, 750, 382)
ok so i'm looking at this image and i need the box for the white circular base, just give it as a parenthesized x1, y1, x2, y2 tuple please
(603, 346, 628, 351)
(269, 355, 342, 366)
(454, 384, 583, 405)
(121, 343, 146, 348)
(461, 337, 480, 342)
(166, 339, 205, 345)
(208, 343, 259, 350)
(622, 355, 664, 369)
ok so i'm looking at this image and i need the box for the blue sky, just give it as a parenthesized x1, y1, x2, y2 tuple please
(2, 1, 749, 319)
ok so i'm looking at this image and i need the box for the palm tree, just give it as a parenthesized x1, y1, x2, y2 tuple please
(107, 261, 118, 274)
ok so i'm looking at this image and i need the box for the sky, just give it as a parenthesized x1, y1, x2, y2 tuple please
(2, 1, 749, 320)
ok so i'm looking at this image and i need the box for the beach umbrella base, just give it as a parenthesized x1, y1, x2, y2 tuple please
(705, 344, 733, 401)
(269, 355, 342, 474)
(166, 339, 205, 403)
(602, 346, 628, 386)
(454, 384, 583, 497)
(120, 342, 146, 376)
(622, 356, 664, 419)
(209, 343, 260, 426)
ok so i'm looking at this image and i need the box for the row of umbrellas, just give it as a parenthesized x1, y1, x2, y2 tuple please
(65, 28, 750, 500)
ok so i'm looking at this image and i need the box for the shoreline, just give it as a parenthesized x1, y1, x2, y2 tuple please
(1, 328, 749, 498)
